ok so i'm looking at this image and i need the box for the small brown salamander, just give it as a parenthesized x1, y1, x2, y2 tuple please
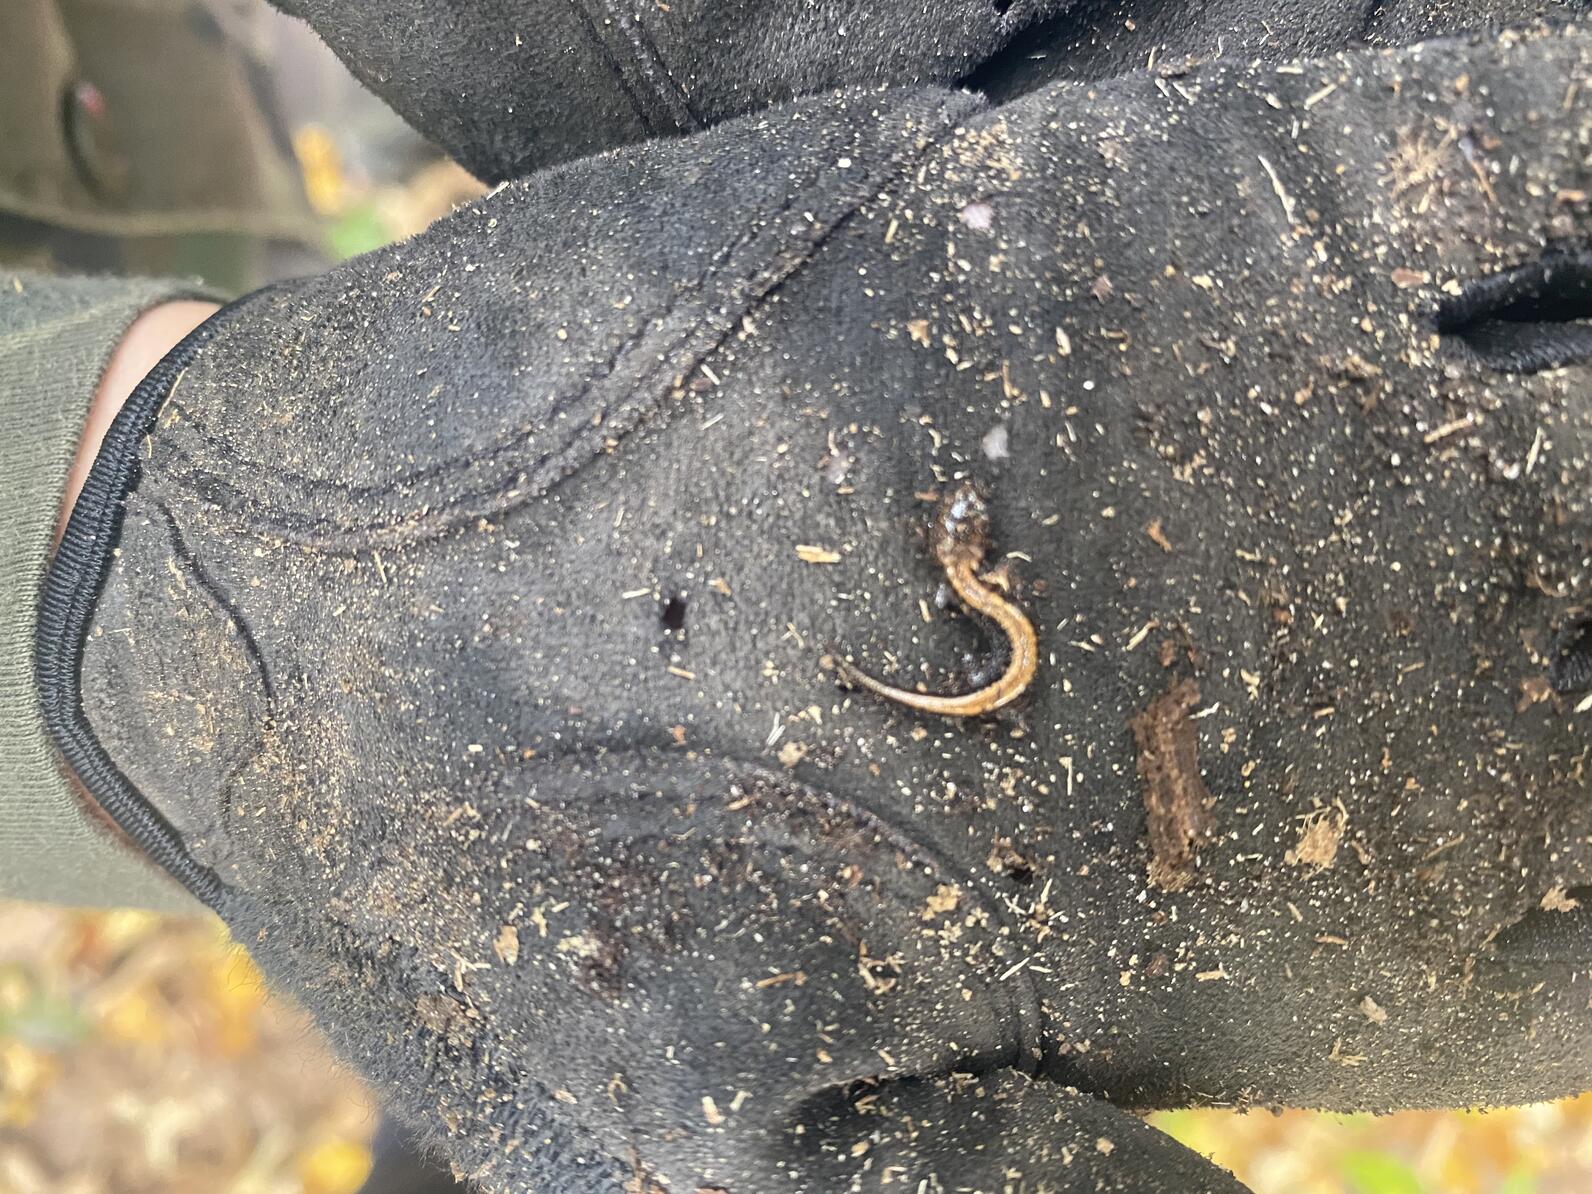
(836, 482, 1038, 717)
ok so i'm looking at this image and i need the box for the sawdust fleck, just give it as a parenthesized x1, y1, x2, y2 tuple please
(1542, 886, 1582, 913)
(1146, 519, 1174, 553)
(1287, 806, 1348, 870)
(494, 924, 520, 966)
(921, 884, 961, 920)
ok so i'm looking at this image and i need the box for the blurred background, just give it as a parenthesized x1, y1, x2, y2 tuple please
(4, 900, 1590, 1194)
(3, 2, 1590, 1192)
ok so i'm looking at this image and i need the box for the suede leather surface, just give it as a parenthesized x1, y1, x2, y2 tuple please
(60, 22, 1592, 1191)
(270, 0, 1071, 181)
(969, 0, 1584, 99)
(269, 0, 1583, 181)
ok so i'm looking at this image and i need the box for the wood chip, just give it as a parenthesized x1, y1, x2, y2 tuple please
(795, 544, 842, 564)
(1257, 154, 1296, 226)
(1146, 519, 1174, 553)
(754, 971, 807, 989)
(921, 885, 961, 920)
(1130, 679, 1216, 892)
(493, 924, 520, 966)
(1542, 885, 1582, 913)
(1286, 807, 1347, 870)
(1303, 81, 1339, 108)
(1423, 415, 1476, 444)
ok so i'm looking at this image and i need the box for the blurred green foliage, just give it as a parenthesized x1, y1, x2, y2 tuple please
(1341, 1150, 1423, 1194)
(325, 203, 392, 261)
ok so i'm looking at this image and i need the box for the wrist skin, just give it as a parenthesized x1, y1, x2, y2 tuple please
(54, 300, 220, 834)
(59, 300, 221, 527)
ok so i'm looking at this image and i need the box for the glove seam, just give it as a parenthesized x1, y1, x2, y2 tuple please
(572, 0, 702, 134)
(144, 91, 988, 549)
(718, 754, 1049, 1073)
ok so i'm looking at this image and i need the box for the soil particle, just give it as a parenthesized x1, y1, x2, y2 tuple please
(415, 993, 476, 1049)
(1129, 678, 1216, 891)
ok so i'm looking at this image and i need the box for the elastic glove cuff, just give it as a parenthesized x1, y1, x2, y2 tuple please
(37, 289, 262, 910)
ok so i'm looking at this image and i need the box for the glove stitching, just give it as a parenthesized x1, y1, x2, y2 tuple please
(717, 755, 1049, 1073)
(579, 0, 703, 132)
(561, 0, 692, 137)
(154, 94, 985, 549)
(162, 95, 948, 494)
(508, 748, 1047, 1069)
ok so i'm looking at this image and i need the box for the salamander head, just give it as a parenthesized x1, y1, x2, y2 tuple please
(934, 482, 991, 568)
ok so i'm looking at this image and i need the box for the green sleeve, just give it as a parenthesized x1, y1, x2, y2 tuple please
(0, 269, 208, 912)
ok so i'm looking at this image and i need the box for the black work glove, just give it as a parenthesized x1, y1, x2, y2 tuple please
(44, 23, 1592, 1192)
(268, 0, 1578, 180)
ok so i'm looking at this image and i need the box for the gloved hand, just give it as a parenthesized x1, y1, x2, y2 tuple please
(43, 23, 1592, 1193)
(268, 0, 1579, 180)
